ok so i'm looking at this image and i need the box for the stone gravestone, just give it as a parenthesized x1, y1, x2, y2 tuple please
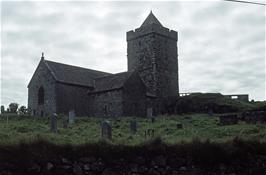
(208, 109, 213, 116)
(51, 113, 58, 133)
(147, 107, 155, 123)
(68, 110, 75, 125)
(101, 120, 112, 140)
(130, 119, 137, 135)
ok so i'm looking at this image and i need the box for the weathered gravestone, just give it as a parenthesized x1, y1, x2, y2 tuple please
(130, 119, 137, 134)
(219, 114, 238, 125)
(147, 107, 153, 118)
(51, 113, 58, 133)
(1, 105, 4, 114)
(101, 120, 112, 140)
(147, 107, 155, 123)
(208, 109, 213, 116)
(68, 110, 75, 125)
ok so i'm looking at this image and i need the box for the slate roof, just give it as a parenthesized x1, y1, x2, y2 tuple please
(89, 71, 133, 93)
(141, 11, 163, 28)
(44, 59, 112, 87)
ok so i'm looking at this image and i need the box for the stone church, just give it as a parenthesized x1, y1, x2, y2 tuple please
(28, 12, 179, 117)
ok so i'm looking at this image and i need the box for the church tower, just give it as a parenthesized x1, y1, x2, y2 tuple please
(127, 11, 179, 97)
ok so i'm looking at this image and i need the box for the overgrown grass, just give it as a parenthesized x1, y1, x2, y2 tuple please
(0, 114, 266, 145)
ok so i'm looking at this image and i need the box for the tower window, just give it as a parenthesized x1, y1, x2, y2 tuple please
(38, 86, 44, 105)
(138, 41, 141, 46)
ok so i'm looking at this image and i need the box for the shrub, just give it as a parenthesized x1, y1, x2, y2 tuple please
(9, 103, 19, 113)
(18, 106, 27, 115)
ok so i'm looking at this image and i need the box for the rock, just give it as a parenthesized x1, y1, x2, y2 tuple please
(62, 165, 72, 170)
(90, 161, 105, 172)
(129, 163, 138, 173)
(62, 158, 71, 164)
(168, 157, 186, 167)
(28, 163, 41, 173)
(79, 157, 96, 163)
(138, 166, 146, 173)
(179, 166, 187, 171)
(148, 168, 160, 175)
(135, 156, 145, 164)
(73, 163, 84, 175)
(0, 170, 13, 175)
(101, 168, 117, 175)
(83, 164, 90, 171)
(172, 170, 179, 175)
(47, 162, 54, 171)
(155, 155, 166, 166)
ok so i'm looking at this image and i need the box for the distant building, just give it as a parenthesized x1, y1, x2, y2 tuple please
(28, 11, 179, 117)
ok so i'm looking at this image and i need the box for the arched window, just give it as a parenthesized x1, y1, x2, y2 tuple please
(38, 86, 44, 105)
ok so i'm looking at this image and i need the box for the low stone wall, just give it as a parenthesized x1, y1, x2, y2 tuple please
(241, 111, 266, 124)
(0, 139, 266, 175)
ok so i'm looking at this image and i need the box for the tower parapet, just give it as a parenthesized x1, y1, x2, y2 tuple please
(127, 26, 178, 41)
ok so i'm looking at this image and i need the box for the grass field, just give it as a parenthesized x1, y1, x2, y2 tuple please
(0, 113, 266, 145)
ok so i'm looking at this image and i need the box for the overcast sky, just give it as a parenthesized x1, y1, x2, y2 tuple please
(1, 0, 265, 107)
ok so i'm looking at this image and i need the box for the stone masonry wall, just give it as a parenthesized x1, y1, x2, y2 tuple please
(127, 24, 179, 97)
(123, 73, 147, 117)
(56, 83, 90, 117)
(28, 60, 56, 117)
(88, 90, 123, 117)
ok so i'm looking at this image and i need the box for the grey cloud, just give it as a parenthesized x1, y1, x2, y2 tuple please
(1, 1, 265, 107)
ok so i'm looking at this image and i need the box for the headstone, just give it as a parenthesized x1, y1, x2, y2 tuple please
(130, 120, 137, 134)
(1, 105, 4, 114)
(147, 107, 155, 123)
(208, 109, 213, 116)
(68, 110, 75, 125)
(147, 108, 153, 118)
(101, 120, 112, 140)
(51, 113, 58, 133)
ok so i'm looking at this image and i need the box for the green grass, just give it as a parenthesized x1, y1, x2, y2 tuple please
(0, 114, 266, 145)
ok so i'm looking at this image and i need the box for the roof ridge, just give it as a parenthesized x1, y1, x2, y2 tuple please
(95, 71, 132, 80)
(45, 59, 112, 75)
(43, 59, 59, 81)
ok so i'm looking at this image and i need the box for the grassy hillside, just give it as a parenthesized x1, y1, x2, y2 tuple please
(1, 114, 266, 145)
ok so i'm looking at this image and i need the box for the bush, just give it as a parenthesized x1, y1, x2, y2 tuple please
(18, 106, 27, 115)
(9, 103, 19, 113)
